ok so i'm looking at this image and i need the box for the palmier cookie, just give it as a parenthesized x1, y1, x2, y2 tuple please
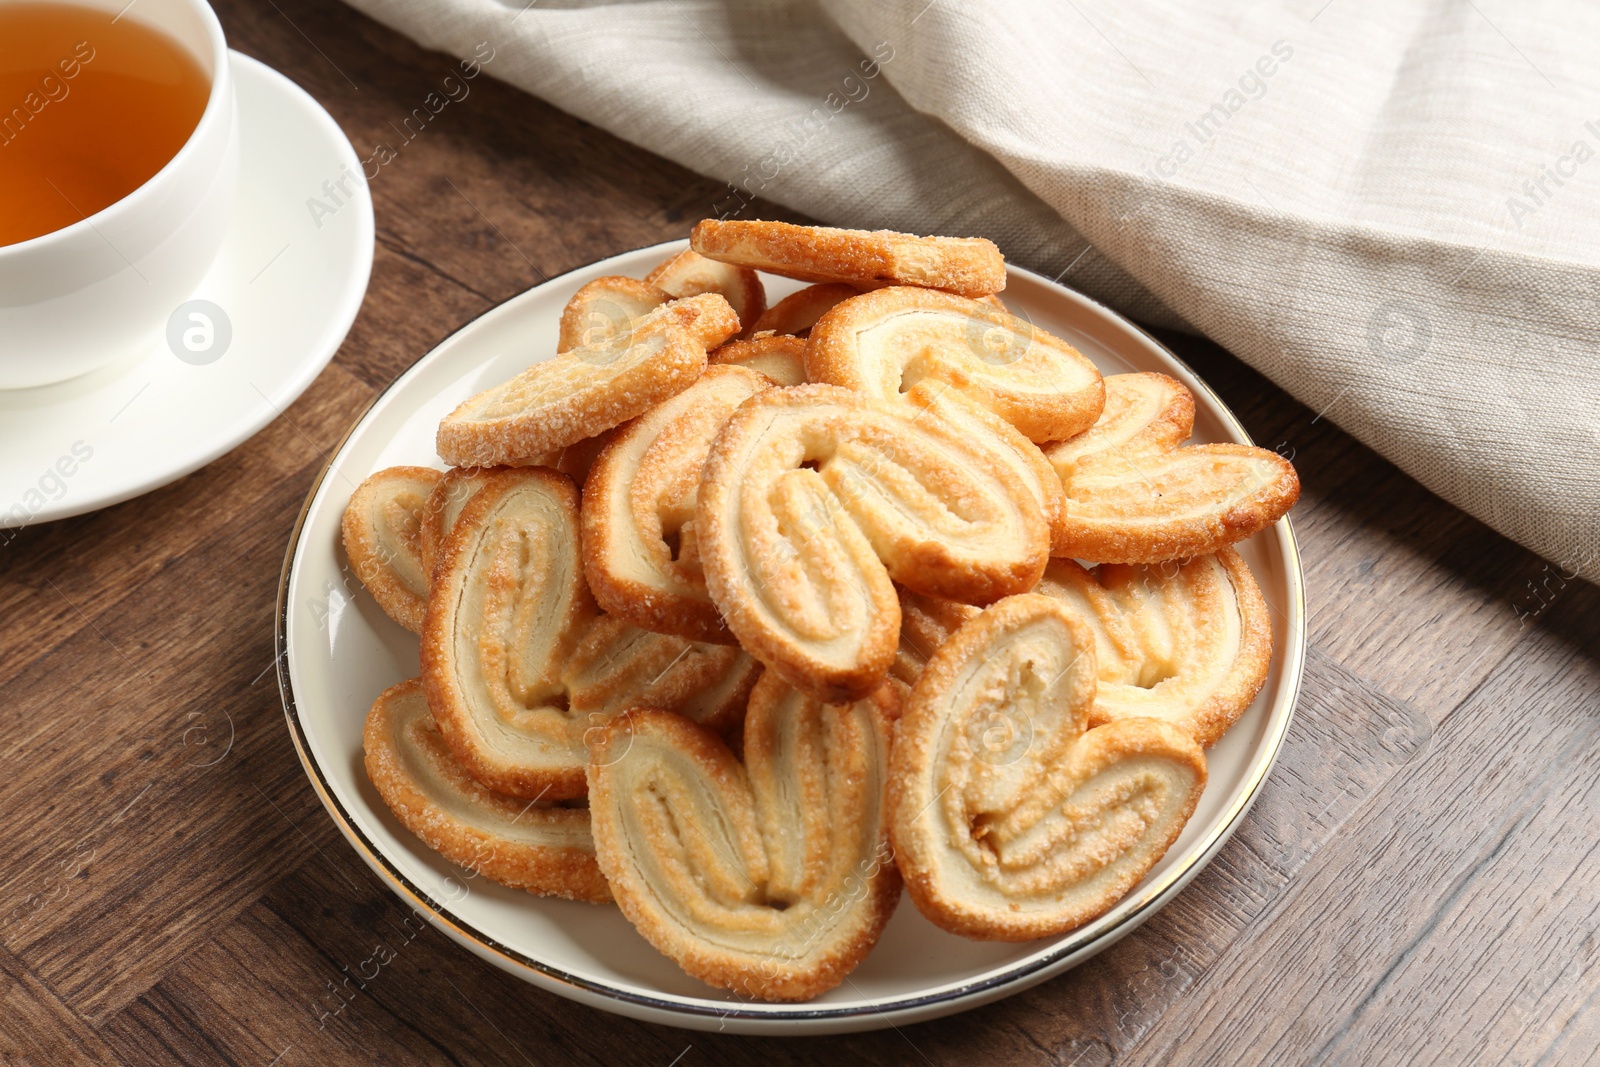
(342, 466, 441, 632)
(644, 248, 766, 333)
(709, 334, 807, 387)
(697, 384, 1050, 703)
(889, 594, 1206, 941)
(588, 673, 900, 1001)
(583, 365, 773, 644)
(418, 466, 495, 579)
(746, 299, 1070, 556)
(421, 467, 758, 799)
(890, 586, 977, 687)
(807, 286, 1104, 443)
(888, 550, 1269, 747)
(557, 276, 669, 353)
(436, 293, 740, 468)
(901, 381, 1074, 558)
(691, 220, 1006, 298)
(563, 613, 757, 737)
(418, 460, 606, 583)
(1042, 372, 1193, 478)
(419, 464, 762, 722)
(1038, 550, 1270, 748)
(1045, 373, 1299, 562)
(364, 679, 610, 903)
(749, 282, 859, 337)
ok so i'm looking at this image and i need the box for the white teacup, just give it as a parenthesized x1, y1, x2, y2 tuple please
(0, 0, 237, 389)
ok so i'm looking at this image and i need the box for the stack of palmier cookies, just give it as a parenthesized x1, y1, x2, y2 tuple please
(342, 219, 1299, 1001)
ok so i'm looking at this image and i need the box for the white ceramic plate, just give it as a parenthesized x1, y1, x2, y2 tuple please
(277, 244, 1306, 1035)
(0, 53, 373, 528)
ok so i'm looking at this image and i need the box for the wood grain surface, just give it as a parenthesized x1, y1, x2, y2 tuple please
(2, 2, 1596, 1064)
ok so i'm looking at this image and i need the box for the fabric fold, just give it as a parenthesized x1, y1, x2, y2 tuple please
(341, 0, 1600, 581)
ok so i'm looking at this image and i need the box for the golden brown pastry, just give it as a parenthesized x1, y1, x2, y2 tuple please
(901, 381, 1075, 557)
(418, 466, 494, 580)
(802, 285, 1096, 556)
(342, 465, 441, 632)
(363, 679, 610, 902)
(1045, 373, 1299, 562)
(708, 333, 807, 387)
(1042, 371, 1193, 478)
(436, 294, 740, 468)
(1036, 551, 1270, 748)
(889, 585, 977, 687)
(421, 467, 592, 797)
(806, 286, 1104, 443)
(587, 674, 900, 1001)
(889, 594, 1207, 941)
(509, 432, 611, 487)
(644, 248, 766, 333)
(564, 614, 757, 738)
(887, 550, 1270, 748)
(696, 383, 1050, 702)
(749, 281, 859, 337)
(582, 365, 773, 644)
(557, 276, 669, 353)
(421, 467, 759, 800)
(691, 220, 1006, 298)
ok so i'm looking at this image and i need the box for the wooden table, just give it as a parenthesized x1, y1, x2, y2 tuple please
(4, 3, 1597, 1064)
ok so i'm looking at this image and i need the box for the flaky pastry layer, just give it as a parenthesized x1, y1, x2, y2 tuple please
(1047, 373, 1299, 562)
(436, 294, 739, 467)
(583, 365, 774, 644)
(696, 383, 1049, 703)
(691, 220, 1006, 298)
(557, 276, 669, 353)
(342, 465, 441, 632)
(1043, 371, 1193, 478)
(420, 467, 758, 800)
(806, 286, 1104, 443)
(364, 679, 611, 903)
(890, 595, 1206, 941)
(587, 675, 900, 1000)
(889, 549, 1270, 748)
(644, 249, 766, 333)
(1037, 551, 1271, 747)
(419, 466, 494, 581)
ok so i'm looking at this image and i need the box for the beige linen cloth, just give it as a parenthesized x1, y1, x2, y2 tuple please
(344, 0, 1600, 581)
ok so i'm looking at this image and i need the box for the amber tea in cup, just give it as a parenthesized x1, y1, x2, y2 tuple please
(0, 2, 211, 247)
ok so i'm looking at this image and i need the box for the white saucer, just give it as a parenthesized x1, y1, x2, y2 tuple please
(277, 243, 1307, 1035)
(0, 52, 372, 529)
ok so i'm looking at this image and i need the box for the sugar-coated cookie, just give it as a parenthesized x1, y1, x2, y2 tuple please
(342, 466, 441, 632)
(889, 595, 1206, 941)
(557, 276, 669, 353)
(421, 467, 758, 799)
(645, 248, 766, 333)
(691, 220, 1006, 298)
(583, 365, 773, 644)
(696, 384, 1049, 702)
(437, 294, 739, 468)
(807, 286, 1104, 443)
(588, 674, 899, 1000)
(364, 679, 611, 902)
